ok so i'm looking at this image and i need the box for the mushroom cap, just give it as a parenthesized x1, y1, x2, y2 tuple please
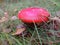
(18, 7, 50, 23)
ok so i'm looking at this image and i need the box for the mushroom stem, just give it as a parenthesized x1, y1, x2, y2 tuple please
(24, 23, 35, 29)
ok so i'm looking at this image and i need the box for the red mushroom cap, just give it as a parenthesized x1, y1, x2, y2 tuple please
(18, 7, 50, 23)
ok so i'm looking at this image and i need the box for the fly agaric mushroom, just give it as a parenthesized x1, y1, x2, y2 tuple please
(18, 7, 50, 28)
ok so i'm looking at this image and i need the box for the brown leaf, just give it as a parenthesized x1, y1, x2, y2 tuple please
(0, 17, 8, 23)
(12, 24, 26, 35)
(12, 28, 26, 35)
(3, 28, 11, 33)
(4, 12, 9, 18)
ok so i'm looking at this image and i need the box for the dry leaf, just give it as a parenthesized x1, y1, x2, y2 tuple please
(0, 12, 9, 23)
(0, 17, 8, 23)
(3, 28, 11, 33)
(12, 28, 26, 35)
(12, 24, 26, 35)
(4, 12, 9, 18)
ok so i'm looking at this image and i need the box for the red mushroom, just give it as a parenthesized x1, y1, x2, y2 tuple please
(18, 7, 50, 24)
